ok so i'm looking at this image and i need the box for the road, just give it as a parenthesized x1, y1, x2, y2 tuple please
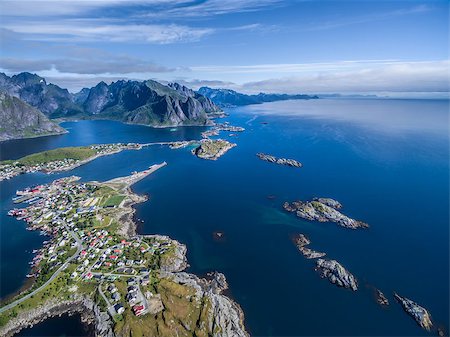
(98, 284, 116, 317)
(0, 222, 84, 314)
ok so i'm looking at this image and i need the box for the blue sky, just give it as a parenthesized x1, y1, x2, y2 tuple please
(0, 0, 448, 95)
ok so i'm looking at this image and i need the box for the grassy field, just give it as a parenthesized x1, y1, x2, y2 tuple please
(1, 146, 97, 166)
(102, 195, 126, 207)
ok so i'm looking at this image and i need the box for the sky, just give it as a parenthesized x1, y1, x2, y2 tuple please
(0, 0, 448, 96)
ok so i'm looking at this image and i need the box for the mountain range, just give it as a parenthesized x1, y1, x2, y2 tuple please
(197, 87, 318, 107)
(0, 72, 319, 141)
(0, 73, 222, 133)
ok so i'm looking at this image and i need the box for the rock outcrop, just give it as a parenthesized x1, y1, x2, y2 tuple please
(315, 259, 358, 291)
(161, 271, 248, 337)
(0, 92, 67, 141)
(394, 293, 433, 330)
(376, 289, 389, 306)
(283, 199, 368, 229)
(292, 234, 326, 259)
(256, 153, 302, 167)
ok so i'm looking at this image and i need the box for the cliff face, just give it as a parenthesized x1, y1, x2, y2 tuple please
(198, 86, 319, 107)
(0, 92, 67, 141)
(0, 73, 83, 118)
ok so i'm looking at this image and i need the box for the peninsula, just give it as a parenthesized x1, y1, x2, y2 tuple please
(0, 165, 248, 337)
(0, 143, 148, 181)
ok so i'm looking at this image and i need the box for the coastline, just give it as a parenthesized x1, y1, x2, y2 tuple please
(0, 162, 248, 337)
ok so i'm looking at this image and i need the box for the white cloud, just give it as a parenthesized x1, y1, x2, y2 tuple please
(186, 60, 450, 94)
(2, 21, 213, 44)
(0, 0, 191, 16)
(237, 60, 450, 94)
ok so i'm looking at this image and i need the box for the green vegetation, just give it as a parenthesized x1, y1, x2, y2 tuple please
(102, 195, 126, 207)
(1, 146, 97, 166)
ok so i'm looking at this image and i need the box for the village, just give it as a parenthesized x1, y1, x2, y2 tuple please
(5, 169, 175, 321)
(0, 143, 144, 182)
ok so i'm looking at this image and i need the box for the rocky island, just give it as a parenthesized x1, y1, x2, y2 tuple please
(0, 165, 248, 337)
(375, 289, 389, 306)
(192, 139, 237, 161)
(292, 234, 326, 259)
(0, 143, 147, 181)
(283, 198, 369, 229)
(256, 153, 302, 167)
(394, 293, 433, 331)
(315, 259, 358, 291)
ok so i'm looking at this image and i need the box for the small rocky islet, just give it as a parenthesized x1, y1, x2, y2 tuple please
(292, 234, 326, 259)
(283, 197, 368, 229)
(375, 289, 389, 306)
(394, 293, 433, 331)
(315, 259, 358, 291)
(191, 139, 236, 161)
(256, 153, 302, 167)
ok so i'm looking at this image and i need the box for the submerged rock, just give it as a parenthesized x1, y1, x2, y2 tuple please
(394, 293, 433, 331)
(256, 153, 302, 167)
(283, 199, 368, 229)
(315, 259, 358, 291)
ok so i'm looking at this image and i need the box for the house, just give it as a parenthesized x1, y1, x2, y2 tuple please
(132, 304, 147, 316)
(127, 285, 137, 293)
(114, 303, 125, 315)
(112, 292, 121, 301)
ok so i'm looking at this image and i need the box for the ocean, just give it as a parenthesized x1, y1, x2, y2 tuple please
(1, 98, 448, 336)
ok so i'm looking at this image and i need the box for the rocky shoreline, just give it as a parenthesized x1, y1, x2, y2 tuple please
(0, 296, 114, 337)
(1, 167, 248, 337)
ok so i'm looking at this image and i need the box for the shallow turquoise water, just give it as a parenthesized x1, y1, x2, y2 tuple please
(1, 98, 448, 336)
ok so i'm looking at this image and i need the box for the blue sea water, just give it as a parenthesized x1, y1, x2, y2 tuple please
(0, 98, 448, 336)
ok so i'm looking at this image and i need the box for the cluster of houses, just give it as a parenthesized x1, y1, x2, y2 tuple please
(0, 143, 144, 182)
(9, 175, 174, 320)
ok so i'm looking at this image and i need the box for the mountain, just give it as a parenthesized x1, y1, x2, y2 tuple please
(0, 73, 83, 118)
(77, 80, 221, 127)
(197, 87, 319, 107)
(0, 73, 223, 128)
(0, 92, 67, 141)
